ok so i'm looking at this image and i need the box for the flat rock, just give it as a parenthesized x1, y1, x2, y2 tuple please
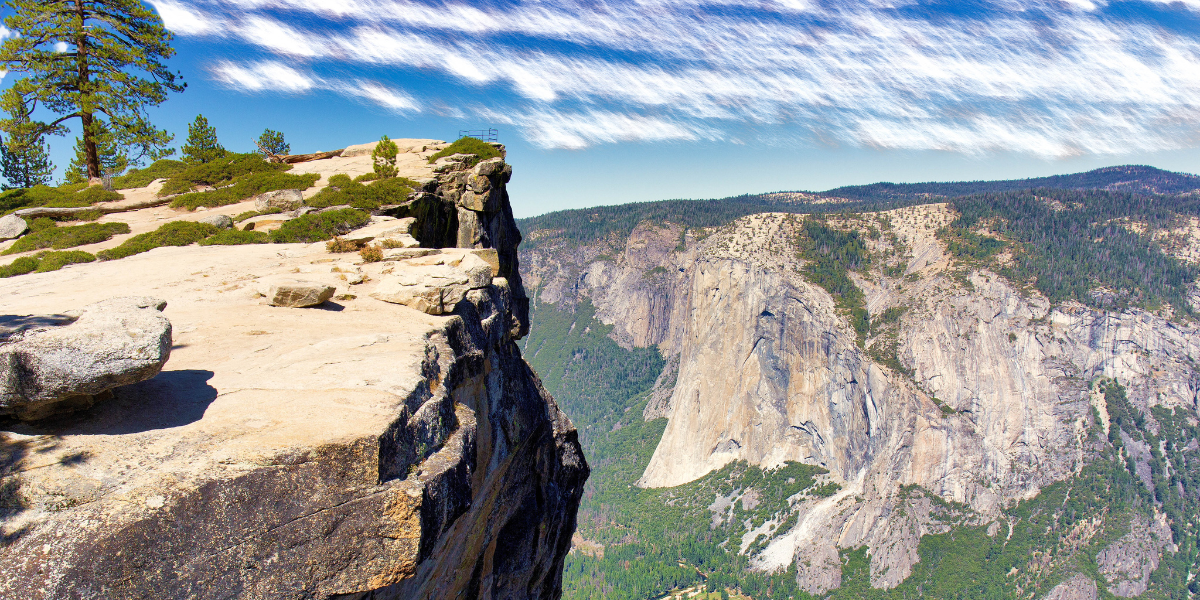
(0, 214, 28, 241)
(198, 214, 234, 229)
(242, 214, 292, 232)
(0, 296, 171, 421)
(254, 189, 305, 212)
(263, 279, 335, 307)
(370, 265, 473, 315)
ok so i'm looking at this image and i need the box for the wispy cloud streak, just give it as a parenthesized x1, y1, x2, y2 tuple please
(151, 0, 1200, 154)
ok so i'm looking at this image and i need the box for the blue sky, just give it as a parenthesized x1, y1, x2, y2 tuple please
(5, 0, 1200, 217)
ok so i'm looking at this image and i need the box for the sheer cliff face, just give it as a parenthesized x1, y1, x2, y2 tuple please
(0, 157, 585, 600)
(522, 206, 1200, 590)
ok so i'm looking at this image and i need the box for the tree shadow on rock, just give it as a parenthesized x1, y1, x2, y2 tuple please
(13, 370, 219, 437)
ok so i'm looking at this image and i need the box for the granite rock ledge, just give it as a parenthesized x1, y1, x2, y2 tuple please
(0, 146, 586, 600)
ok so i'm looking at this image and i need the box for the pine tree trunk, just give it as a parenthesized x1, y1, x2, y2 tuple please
(75, 0, 101, 184)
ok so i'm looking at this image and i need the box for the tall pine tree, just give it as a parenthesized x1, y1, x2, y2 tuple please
(0, 88, 54, 189)
(0, 0, 185, 182)
(181, 114, 225, 164)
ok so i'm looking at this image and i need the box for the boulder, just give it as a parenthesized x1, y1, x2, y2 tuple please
(454, 252, 494, 288)
(254, 189, 305, 212)
(369, 265, 472, 315)
(198, 214, 233, 230)
(0, 214, 28, 241)
(0, 296, 172, 421)
(262, 280, 335, 308)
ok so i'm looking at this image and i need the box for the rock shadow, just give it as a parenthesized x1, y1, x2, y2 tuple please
(0, 314, 77, 343)
(10, 370, 219, 437)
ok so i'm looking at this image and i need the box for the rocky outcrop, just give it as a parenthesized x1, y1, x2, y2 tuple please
(1042, 574, 1099, 600)
(198, 214, 233, 229)
(385, 154, 530, 337)
(0, 150, 585, 599)
(1096, 512, 1175, 597)
(0, 296, 172, 421)
(521, 205, 1198, 593)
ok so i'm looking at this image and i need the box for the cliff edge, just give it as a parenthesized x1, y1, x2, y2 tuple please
(0, 144, 586, 599)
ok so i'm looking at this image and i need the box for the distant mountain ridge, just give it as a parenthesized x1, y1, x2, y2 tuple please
(517, 164, 1200, 249)
(815, 164, 1200, 202)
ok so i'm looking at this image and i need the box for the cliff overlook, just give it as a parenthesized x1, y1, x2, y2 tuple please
(0, 139, 587, 599)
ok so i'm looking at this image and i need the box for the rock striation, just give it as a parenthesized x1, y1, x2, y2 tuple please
(0, 297, 172, 421)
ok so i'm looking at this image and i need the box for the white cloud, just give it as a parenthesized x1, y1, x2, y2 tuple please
(166, 0, 1200, 155)
(54, 41, 68, 53)
(210, 60, 419, 113)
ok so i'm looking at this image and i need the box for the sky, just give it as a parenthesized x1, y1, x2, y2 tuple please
(4, 0, 1200, 217)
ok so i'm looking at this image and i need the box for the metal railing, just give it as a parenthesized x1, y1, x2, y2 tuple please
(458, 128, 498, 142)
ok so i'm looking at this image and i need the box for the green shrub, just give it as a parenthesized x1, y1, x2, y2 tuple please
(427, 136, 503, 167)
(158, 153, 291, 197)
(372, 135, 399, 179)
(35, 250, 95, 272)
(353, 172, 378, 183)
(53, 209, 102, 222)
(2, 222, 131, 255)
(305, 176, 416, 211)
(29, 217, 55, 231)
(97, 221, 219, 260)
(112, 159, 186, 189)
(71, 186, 123, 204)
(0, 256, 39, 277)
(270, 208, 370, 243)
(199, 230, 270, 245)
(169, 171, 319, 210)
(0, 184, 123, 215)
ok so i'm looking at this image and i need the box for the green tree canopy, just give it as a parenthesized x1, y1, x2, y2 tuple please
(372, 135, 398, 179)
(181, 114, 225, 164)
(0, 0, 185, 182)
(255, 128, 289, 157)
(0, 88, 54, 189)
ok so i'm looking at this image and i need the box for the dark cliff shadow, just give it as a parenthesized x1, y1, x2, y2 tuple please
(9, 370, 219, 437)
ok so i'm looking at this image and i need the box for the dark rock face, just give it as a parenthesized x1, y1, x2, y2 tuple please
(385, 153, 530, 338)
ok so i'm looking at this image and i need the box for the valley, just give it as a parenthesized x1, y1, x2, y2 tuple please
(520, 167, 1200, 600)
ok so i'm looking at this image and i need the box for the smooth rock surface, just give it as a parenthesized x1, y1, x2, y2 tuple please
(0, 214, 27, 240)
(0, 236, 584, 600)
(0, 296, 171, 421)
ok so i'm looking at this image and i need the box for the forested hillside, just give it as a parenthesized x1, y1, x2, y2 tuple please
(522, 165, 1200, 600)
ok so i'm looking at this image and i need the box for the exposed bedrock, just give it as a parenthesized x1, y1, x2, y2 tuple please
(0, 149, 584, 599)
(521, 208, 1200, 591)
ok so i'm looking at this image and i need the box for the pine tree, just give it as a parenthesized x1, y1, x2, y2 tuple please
(372, 135, 398, 179)
(255, 128, 289, 158)
(0, 0, 185, 182)
(181, 114, 225, 164)
(0, 88, 54, 189)
(63, 121, 128, 184)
